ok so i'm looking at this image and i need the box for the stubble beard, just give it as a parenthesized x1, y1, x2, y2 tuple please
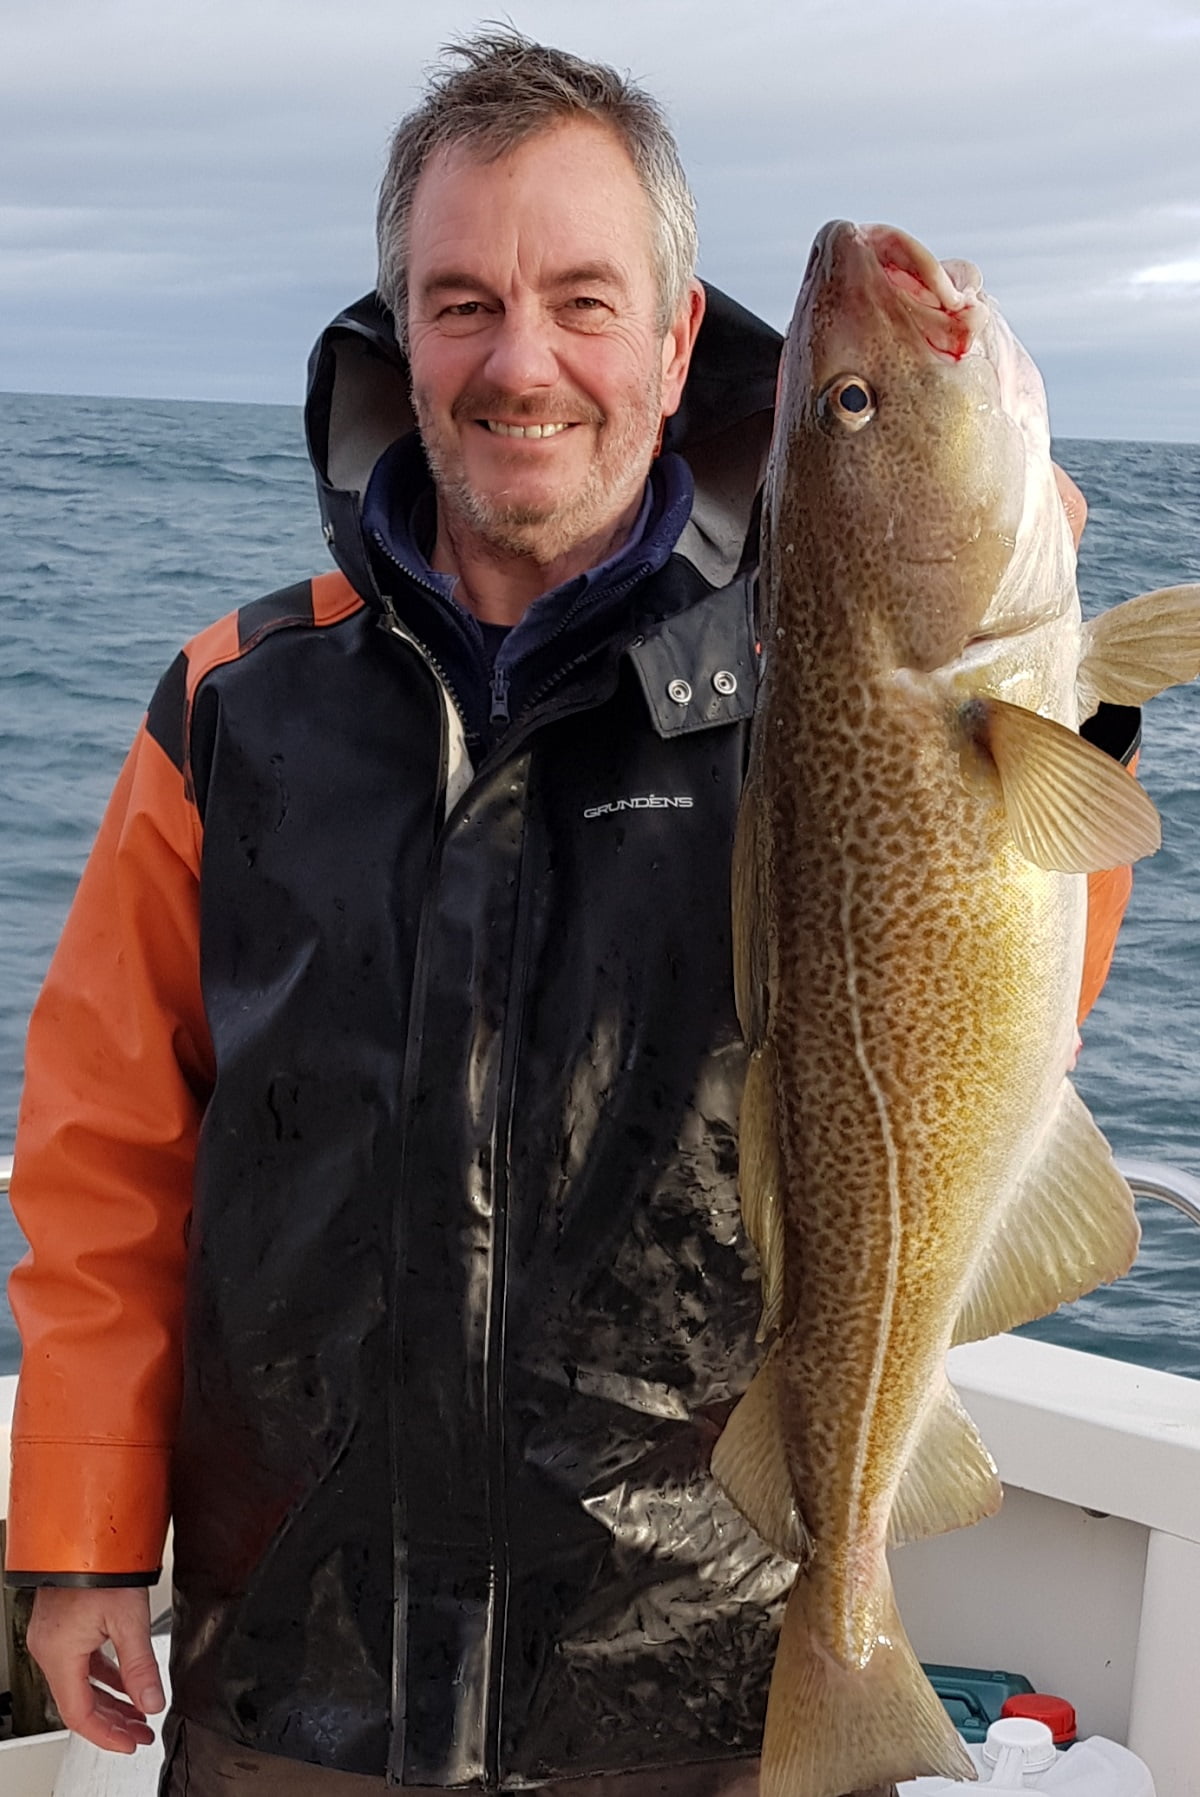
(413, 372, 664, 566)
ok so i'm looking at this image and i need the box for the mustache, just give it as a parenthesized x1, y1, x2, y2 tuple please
(450, 388, 604, 427)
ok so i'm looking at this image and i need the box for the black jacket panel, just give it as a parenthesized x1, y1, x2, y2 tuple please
(159, 566, 794, 1783)
(159, 287, 791, 1783)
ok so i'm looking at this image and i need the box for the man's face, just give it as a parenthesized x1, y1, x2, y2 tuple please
(405, 118, 702, 564)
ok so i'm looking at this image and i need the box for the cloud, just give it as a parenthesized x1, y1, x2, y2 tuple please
(1132, 259, 1200, 287)
(2, 0, 1199, 437)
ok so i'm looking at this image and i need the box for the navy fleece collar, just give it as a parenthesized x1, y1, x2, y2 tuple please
(362, 433, 695, 750)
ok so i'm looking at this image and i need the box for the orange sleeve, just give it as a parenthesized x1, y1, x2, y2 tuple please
(1076, 750, 1139, 1028)
(6, 719, 213, 1578)
(1077, 864, 1133, 1026)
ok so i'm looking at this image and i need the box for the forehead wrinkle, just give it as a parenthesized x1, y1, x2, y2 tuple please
(409, 121, 658, 307)
(419, 258, 631, 303)
(546, 260, 630, 293)
(419, 271, 490, 298)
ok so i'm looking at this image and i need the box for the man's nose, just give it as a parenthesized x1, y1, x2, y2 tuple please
(482, 305, 559, 391)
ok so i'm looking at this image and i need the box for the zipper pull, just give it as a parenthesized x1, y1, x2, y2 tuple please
(490, 663, 511, 727)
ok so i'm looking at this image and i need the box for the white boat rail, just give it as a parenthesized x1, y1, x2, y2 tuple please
(1117, 1155, 1200, 1227)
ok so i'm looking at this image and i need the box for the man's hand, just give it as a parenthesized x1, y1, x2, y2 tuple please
(1052, 461, 1087, 552)
(26, 1586, 165, 1753)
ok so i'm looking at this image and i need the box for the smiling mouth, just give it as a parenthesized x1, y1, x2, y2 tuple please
(482, 420, 574, 439)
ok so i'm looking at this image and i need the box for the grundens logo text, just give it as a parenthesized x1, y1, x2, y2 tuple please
(582, 795, 694, 819)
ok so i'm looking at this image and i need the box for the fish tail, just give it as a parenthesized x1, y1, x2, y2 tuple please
(761, 1565, 974, 1797)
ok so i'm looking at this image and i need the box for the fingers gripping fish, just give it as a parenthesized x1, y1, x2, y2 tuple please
(713, 221, 1200, 1797)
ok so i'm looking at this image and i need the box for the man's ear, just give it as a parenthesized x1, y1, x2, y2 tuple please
(660, 281, 706, 417)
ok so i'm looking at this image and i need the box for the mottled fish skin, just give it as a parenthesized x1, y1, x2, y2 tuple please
(714, 221, 1187, 1797)
(761, 224, 1075, 1581)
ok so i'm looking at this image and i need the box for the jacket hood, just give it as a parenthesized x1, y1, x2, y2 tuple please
(305, 286, 782, 606)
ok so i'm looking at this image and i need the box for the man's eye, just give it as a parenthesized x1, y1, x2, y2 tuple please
(563, 296, 610, 329)
(434, 301, 492, 335)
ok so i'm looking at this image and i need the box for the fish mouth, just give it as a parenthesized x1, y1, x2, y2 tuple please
(862, 225, 984, 362)
(804, 222, 1054, 465)
(800, 220, 989, 368)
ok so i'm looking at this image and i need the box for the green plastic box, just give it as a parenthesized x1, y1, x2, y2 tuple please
(921, 1662, 1036, 1743)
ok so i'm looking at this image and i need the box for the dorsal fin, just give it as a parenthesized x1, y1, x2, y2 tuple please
(1078, 583, 1200, 716)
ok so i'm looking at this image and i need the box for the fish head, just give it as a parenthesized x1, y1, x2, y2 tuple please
(767, 220, 1076, 674)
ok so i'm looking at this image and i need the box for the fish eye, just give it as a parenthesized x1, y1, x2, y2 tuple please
(818, 375, 877, 431)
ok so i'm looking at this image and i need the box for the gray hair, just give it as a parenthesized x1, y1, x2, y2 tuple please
(376, 28, 698, 347)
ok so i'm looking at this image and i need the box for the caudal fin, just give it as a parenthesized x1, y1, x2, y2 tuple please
(760, 1566, 974, 1797)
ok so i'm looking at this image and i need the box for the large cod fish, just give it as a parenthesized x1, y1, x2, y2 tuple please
(713, 221, 1200, 1797)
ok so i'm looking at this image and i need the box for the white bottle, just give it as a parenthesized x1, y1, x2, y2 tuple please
(898, 1716, 1156, 1794)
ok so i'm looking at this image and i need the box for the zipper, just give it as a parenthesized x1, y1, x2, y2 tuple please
(481, 776, 539, 1786)
(379, 608, 470, 730)
(372, 526, 656, 750)
(383, 640, 451, 1786)
(489, 662, 511, 727)
(376, 598, 531, 1782)
(524, 564, 650, 682)
(512, 565, 651, 715)
(371, 531, 478, 746)
(375, 604, 478, 833)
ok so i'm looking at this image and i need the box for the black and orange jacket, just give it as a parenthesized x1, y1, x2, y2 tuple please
(8, 291, 797, 1784)
(6, 288, 1137, 1784)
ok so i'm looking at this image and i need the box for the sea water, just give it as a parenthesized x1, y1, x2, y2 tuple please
(0, 391, 1198, 1378)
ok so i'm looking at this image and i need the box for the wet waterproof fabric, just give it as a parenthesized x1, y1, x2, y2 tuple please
(6, 285, 1138, 1788)
(9, 288, 796, 1785)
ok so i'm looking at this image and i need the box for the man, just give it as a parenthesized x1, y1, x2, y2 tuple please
(5, 30, 1128, 1797)
(8, 30, 786, 1794)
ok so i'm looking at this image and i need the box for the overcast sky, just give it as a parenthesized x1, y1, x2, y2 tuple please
(3, 0, 1199, 440)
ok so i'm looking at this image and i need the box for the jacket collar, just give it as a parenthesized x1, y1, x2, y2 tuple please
(360, 433, 700, 752)
(304, 284, 782, 612)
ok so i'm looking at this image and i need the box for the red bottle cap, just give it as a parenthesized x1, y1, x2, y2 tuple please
(1001, 1693, 1077, 1744)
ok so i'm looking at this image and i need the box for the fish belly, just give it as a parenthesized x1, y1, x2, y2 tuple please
(724, 661, 1092, 1796)
(766, 675, 1076, 1578)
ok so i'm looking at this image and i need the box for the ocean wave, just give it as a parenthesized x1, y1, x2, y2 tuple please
(0, 400, 1198, 1376)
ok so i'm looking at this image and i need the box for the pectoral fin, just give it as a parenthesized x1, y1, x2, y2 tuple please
(888, 1375, 1002, 1547)
(952, 1079, 1140, 1345)
(962, 696, 1161, 871)
(1078, 583, 1200, 717)
(711, 1346, 811, 1564)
